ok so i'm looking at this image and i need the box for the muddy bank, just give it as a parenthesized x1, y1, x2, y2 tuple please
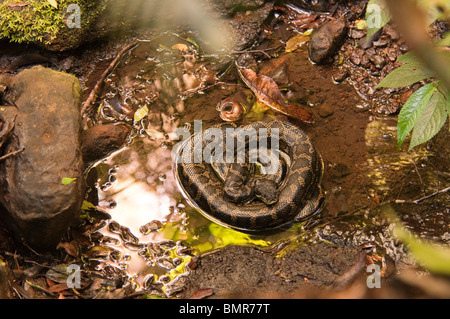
(178, 244, 364, 298)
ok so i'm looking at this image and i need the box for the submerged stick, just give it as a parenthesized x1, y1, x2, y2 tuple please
(395, 186, 450, 204)
(80, 41, 139, 116)
(0, 147, 24, 161)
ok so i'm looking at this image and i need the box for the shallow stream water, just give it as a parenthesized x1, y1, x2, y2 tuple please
(81, 31, 449, 296)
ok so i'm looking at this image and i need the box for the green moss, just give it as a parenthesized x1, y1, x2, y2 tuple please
(0, 0, 107, 45)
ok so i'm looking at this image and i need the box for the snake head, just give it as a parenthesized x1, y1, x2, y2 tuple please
(254, 178, 279, 205)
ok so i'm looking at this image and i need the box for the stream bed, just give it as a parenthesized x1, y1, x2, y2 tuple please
(0, 2, 448, 299)
(80, 31, 449, 298)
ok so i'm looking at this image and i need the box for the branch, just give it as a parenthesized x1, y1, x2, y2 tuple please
(80, 41, 139, 116)
(395, 186, 450, 204)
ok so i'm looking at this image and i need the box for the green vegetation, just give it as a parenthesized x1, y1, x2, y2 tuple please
(366, 0, 450, 151)
(0, 0, 106, 45)
(377, 47, 450, 150)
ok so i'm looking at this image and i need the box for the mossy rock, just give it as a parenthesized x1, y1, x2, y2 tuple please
(0, 0, 274, 52)
(0, 0, 107, 51)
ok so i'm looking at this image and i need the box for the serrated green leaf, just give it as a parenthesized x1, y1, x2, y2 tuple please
(397, 83, 436, 148)
(62, 177, 77, 185)
(366, 0, 390, 39)
(441, 86, 450, 131)
(396, 51, 422, 65)
(47, 0, 58, 9)
(134, 105, 149, 122)
(409, 89, 448, 150)
(376, 63, 434, 89)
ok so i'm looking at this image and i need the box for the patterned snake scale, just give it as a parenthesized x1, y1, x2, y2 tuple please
(174, 120, 325, 232)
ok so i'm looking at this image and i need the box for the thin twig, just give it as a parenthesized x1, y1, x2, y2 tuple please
(410, 159, 424, 186)
(0, 147, 24, 161)
(230, 47, 279, 59)
(80, 41, 139, 116)
(394, 186, 450, 204)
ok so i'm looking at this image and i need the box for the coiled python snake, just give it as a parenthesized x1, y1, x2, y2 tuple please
(174, 120, 325, 232)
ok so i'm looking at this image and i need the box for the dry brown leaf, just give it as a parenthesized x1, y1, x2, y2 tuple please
(190, 288, 214, 299)
(285, 33, 309, 52)
(238, 68, 314, 123)
(56, 241, 79, 257)
(47, 283, 69, 294)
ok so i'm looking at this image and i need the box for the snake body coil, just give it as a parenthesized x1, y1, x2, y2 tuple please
(174, 120, 325, 232)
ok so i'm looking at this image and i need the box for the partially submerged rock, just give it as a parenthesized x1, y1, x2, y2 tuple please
(308, 17, 348, 64)
(0, 66, 84, 251)
(81, 124, 131, 165)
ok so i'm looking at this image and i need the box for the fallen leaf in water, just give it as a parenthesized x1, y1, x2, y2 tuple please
(62, 177, 77, 185)
(171, 43, 189, 52)
(47, 283, 69, 294)
(276, 4, 321, 31)
(237, 68, 314, 123)
(190, 288, 214, 299)
(283, 103, 314, 123)
(134, 105, 149, 122)
(285, 33, 310, 52)
(57, 241, 79, 257)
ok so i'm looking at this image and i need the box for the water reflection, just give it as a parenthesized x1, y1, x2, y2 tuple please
(97, 140, 179, 236)
(92, 135, 192, 292)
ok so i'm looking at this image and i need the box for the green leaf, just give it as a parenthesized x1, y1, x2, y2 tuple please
(47, 0, 58, 9)
(443, 88, 450, 131)
(409, 89, 448, 150)
(134, 105, 149, 122)
(62, 177, 77, 185)
(81, 200, 96, 211)
(376, 63, 434, 88)
(366, 0, 390, 39)
(396, 51, 422, 65)
(397, 83, 436, 148)
(186, 37, 200, 51)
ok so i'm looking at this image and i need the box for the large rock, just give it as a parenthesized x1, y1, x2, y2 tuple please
(0, 66, 84, 251)
(308, 16, 348, 64)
